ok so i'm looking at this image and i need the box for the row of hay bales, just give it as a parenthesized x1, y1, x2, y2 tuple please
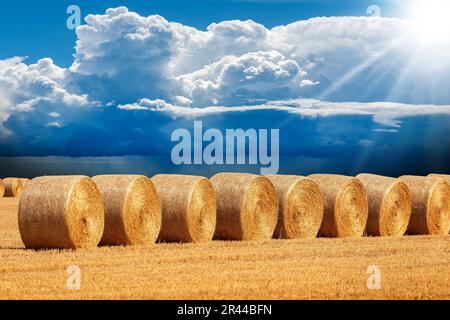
(0, 178, 30, 198)
(14, 173, 450, 250)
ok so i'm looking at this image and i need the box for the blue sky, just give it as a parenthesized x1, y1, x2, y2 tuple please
(1, 0, 402, 67)
(0, 0, 449, 177)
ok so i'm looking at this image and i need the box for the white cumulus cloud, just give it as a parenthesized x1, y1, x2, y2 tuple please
(177, 50, 311, 106)
(0, 7, 450, 149)
(0, 57, 88, 135)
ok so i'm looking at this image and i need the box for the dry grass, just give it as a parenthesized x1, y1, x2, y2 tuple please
(0, 198, 449, 300)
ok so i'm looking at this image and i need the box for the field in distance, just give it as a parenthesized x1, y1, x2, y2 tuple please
(0, 198, 449, 300)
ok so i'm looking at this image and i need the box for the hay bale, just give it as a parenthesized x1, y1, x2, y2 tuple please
(265, 175, 323, 239)
(356, 174, 411, 237)
(20, 178, 30, 186)
(18, 176, 104, 249)
(3, 177, 24, 197)
(151, 174, 216, 243)
(0, 179, 4, 198)
(429, 174, 450, 181)
(210, 173, 278, 241)
(399, 175, 450, 235)
(93, 175, 162, 246)
(308, 174, 368, 238)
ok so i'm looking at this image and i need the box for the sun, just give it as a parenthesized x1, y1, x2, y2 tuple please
(409, 0, 450, 45)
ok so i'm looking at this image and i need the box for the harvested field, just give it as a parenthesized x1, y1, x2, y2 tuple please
(0, 198, 449, 300)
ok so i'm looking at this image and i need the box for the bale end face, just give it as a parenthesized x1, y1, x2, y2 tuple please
(240, 176, 278, 241)
(211, 173, 278, 241)
(266, 175, 323, 239)
(186, 178, 217, 243)
(123, 176, 162, 245)
(66, 178, 105, 249)
(308, 174, 368, 238)
(357, 173, 412, 237)
(427, 179, 450, 235)
(283, 178, 323, 239)
(334, 177, 369, 238)
(378, 181, 411, 237)
(152, 174, 216, 243)
(93, 175, 162, 246)
(400, 175, 450, 235)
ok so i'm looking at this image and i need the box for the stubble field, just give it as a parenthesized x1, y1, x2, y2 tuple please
(0, 197, 449, 300)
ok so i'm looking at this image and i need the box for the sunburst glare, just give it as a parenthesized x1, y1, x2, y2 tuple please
(409, 0, 450, 45)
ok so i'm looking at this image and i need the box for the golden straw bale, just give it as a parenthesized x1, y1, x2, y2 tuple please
(399, 175, 450, 235)
(210, 173, 278, 241)
(151, 174, 216, 243)
(0, 179, 4, 198)
(428, 174, 450, 181)
(357, 173, 411, 237)
(18, 176, 104, 249)
(3, 178, 24, 197)
(266, 174, 323, 239)
(308, 174, 368, 238)
(20, 178, 30, 186)
(93, 175, 162, 246)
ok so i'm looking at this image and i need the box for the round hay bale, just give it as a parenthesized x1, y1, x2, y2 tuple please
(265, 174, 323, 239)
(18, 176, 104, 250)
(3, 177, 24, 197)
(210, 173, 278, 241)
(428, 174, 450, 180)
(308, 174, 368, 238)
(399, 175, 450, 235)
(20, 178, 30, 186)
(356, 174, 411, 237)
(151, 174, 216, 243)
(93, 175, 162, 246)
(0, 179, 4, 198)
